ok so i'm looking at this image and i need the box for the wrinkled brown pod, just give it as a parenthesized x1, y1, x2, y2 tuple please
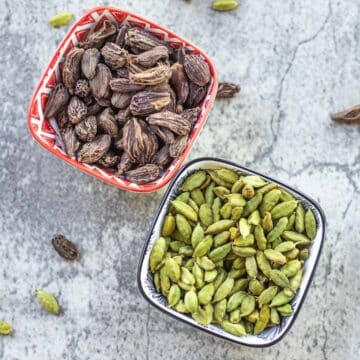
(89, 64, 112, 99)
(52, 234, 80, 261)
(81, 48, 100, 80)
(169, 135, 188, 158)
(74, 79, 90, 98)
(45, 83, 70, 118)
(146, 110, 191, 135)
(150, 125, 176, 144)
(122, 118, 158, 164)
(101, 42, 128, 70)
(115, 25, 128, 48)
(56, 109, 71, 129)
(216, 82, 240, 98)
(151, 144, 172, 168)
(109, 78, 145, 93)
(67, 96, 87, 124)
(62, 47, 85, 93)
(98, 152, 120, 168)
(80, 20, 117, 49)
(171, 63, 189, 105)
(60, 127, 80, 157)
(331, 104, 360, 124)
(125, 164, 161, 184)
(187, 81, 207, 108)
(130, 90, 170, 116)
(97, 108, 119, 139)
(128, 46, 169, 68)
(184, 54, 210, 87)
(111, 92, 134, 109)
(75, 115, 97, 142)
(77, 134, 111, 164)
(181, 107, 200, 127)
(129, 64, 172, 86)
(116, 151, 134, 176)
(125, 28, 168, 52)
(115, 107, 131, 126)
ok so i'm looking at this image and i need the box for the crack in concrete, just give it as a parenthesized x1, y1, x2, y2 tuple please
(251, 0, 333, 166)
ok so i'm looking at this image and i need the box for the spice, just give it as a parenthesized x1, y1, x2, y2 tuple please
(52, 234, 80, 261)
(49, 12, 74, 28)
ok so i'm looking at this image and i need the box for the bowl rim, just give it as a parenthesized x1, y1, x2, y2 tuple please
(27, 6, 218, 193)
(137, 156, 326, 347)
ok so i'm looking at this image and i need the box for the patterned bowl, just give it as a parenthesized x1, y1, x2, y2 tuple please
(27, 6, 218, 192)
(137, 157, 326, 347)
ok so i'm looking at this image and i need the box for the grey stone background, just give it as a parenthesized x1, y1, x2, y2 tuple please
(0, 0, 359, 359)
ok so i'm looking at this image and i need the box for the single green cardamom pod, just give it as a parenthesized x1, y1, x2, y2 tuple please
(181, 171, 207, 191)
(220, 202, 233, 219)
(262, 211, 273, 232)
(286, 213, 296, 230)
(281, 259, 301, 278)
(149, 237, 167, 272)
(256, 250, 272, 277)
(232, 206, 244, 221)
(192, 305, 211, 325)
(259, 189, 281, 216)
(198, 283, 215, 305)
(191, 223, 204, 248)
(257, 183, 279, 194)
(234, 234, 254, 247)
(213, 231, 230, 247)
(168, 284, 181, 307)
(174, 300, 188, 313)
(205, 182, 215, 206)
(229, 309, 241, 323)
(178, 245, 193, 257)
(199, 204, 213, 227)
(284, 247, 300, 260)
(243, 175, 267, 188)
(213, 277, 234, 302)
(245, 256, 258, 279)
(258, 286, 278, 306)
(243, 192, 263, 217)
(221, 321, 246, 336)
(191, 188, 205, 206)
(305, 209, 317, 239)
(181, 266, 196, 285)
(230, 278, 248, 295)
(161, 214, 176, 236)
(248, 210, 260, 225)
(196, 256, 216, 271)
(171, 200, 198, 222)
(225, 193, 246, 207)
(242, 184, 255, 199)
(253, 305, 270, 335)
(299, 248, 309, 261)
(232, 258, 245, 271)
(204, 269, 218, 282)
(178, 281, 195, 292)
(208, 243, 232, 262)
(270, 200, 298, 220)
(215, 168, 239, 184)
(282, 230, 310, 243)
(240, 294, 255, 317)
(269, 269, 290, 288)
(270, 290, 294, 307)
(188, 199, 200, 214)
(160, 266, 171, 295)
(280, 190, 295, 202)
(205, 220, 235, 234)
(295, 203, 305, 233)
(239, 218, 251, 238)
(290, 269, 303, 292)
(274, 241, 296, 253)
(35, 290, 60, 315)
(267, 217, 288, 243)
(49, 12, 73, 28)
(214, 299, 227, 322)
(193, 235, 213, 258)
(153, 271, 160, 292)
(184, 258, 195, 270)
(277, 304, 293, 317)
(165, 258, 181, 282)
(169, 240, 185, 252)
(254, 225, 267, 250)
(228, 268, 246, 279)
(246, 309, 260, 323)
(184, 290, 199, 313)
(270, 308, 281, 325)
(175, 191, 190, 203)
(231, 178, 244, 193)
(264, 249, 287, 264)
(248, 278, 264, 296)
(226, 291, 246, 312)
(0, 321, 13, 335)
(232, 246, 256, 257)
(192, 263, 205, 289)
(213, 268, 228, 290)
(229, 226, 240, 240)
(176, 214, 192, 240)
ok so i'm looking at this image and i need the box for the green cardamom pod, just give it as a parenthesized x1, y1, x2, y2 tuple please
(243, 192, 263, 217)
(270, 290, 294, 307)
(199, 204, 214, 227)
(270, 308, 281, 324)
(220, 202, 233, 219)
(295, 203, 305, 233)
(290, 269, 303, 292)
(213, 231, 230, 247)
(232, 246, 256, 257)
(184, 290, 199, 313)
(212, 197, 222, 222)
(269, 270, 290, 288)
(181, 266, 196, 285)
(190, 188, 205, 206)
(221, 321, 246, 336)
(149, 237, 167, 272)
(243, 175, 267, 188)
(212, 277, 234, 303)
(248, 278, 264, 295)
(204, 269, 218, 283)
(215, 168, 239, 183)
(231, 178, 244, 193)
(267, 217, 288, 243)
(196, 256, 216, 271)
(262, 211, 273, 232)
(256, 250, 272, 277)
(274, 241, 296, 253)
(253, 305, 270, 335)
(191, 223, 204, 248)
(205, 220, 235, 234)
(0, 321, 13, 335)
(270, 200, 298, 220)
(240, 294, 255, 317)
(277, 304, 293, 317)
(176, 214, 192, 240)
(264, 249, 287, 264)
(49, 12, 73, 28)
(161, 214, 176, 236)
(254, 225, 267, 250)
(258, 286, 278, 306)
(305, 208, 317, 239)
(208, 243, 232, 262)
(168, 284, 181, 307)
(171, 200, 198, 222)
(245, 256, 258, 279)
(164, 258, 181, 282)
(193, 235, 213, 258)
(35, 290, 60, 315)
(214, 299, 227, 322)
(205, 182, 215, 206)
(281, 259, 301, 278)
(198, 283, 215, 305)
(259, 189, 281, 216)
(181, 171, 207, 191)
(226, 291, 246, 312)
(248, 210, 260, 225)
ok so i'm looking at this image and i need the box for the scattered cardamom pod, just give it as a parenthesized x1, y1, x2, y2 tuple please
(216, 82, 240, 98)
(52, 234, 80, 261)
(331, 104, 360, 124)
(212, 0, 240, 12)
(49, 12, 74, 28)
(35, 290, 60, 315)
(0, 321, 13, 335)
(149, 167, 317, 337)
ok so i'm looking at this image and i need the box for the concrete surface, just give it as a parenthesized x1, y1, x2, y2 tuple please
(0, 0, 359, 359)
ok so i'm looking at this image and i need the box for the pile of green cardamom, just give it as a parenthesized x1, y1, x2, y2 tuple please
(149, 168, 317, 337)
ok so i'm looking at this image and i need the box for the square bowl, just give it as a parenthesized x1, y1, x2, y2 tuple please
(27, 6, 218, 192)
(137, 157, 326, 347)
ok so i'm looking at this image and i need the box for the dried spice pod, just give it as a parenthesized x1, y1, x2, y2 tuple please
(45, 83, 69, 118)
(152, 144, 172, 168)
(97, 108, 119, 139)
(216, 82, 240, 98)
(62, 47, 85, 93)
(115, 107, 131, 126)
(165, 87, 177, 113)
(125, 164, 161, 184)
(60, 127, 80, 157)
(146, 111, 191, 135)
(94, 96, 112, 107)
(77, 134, 111, 164)
(115, 25, 128, 47)
(81, 48, 100, 80)
(129, 64, 172, 86)
(52, 234, 79, 261)
(109, 78, 145, 93)
(116, 151, 134, 176)
(125, 27, 167, 52)
(80, 20, 117, 49)
(128, 46, 169, 68)
(74, 79, 90, 98)
(87, 101, 103, 116)
(184, 54, 211, 87)
(56, 109, 71, 129)
(130, 90, 171, 116)
(150, 125, 176, 144)
(187, 81, 207, 107)
(111, 92, 134, 109)
(331, 104, 360, 124)
(181, 107, 200, 127)
(116, 67, 130, 79)
(67, 96, 87, 124)
(169, 135, 189, 157)
(101, 42, 128, 70)
(90, 64, 112, 99)
(171, 63, 189, 105)
(122, 118, 159, 164)
(75, 115, 97, 142)
(172, 46, 186, 65)
(98, 152, 120, 167)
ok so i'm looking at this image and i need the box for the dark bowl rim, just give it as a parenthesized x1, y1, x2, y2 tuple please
(137, 156, 326, 347)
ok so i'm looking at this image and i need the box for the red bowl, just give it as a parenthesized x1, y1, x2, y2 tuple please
(27, 6, 218, 192)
